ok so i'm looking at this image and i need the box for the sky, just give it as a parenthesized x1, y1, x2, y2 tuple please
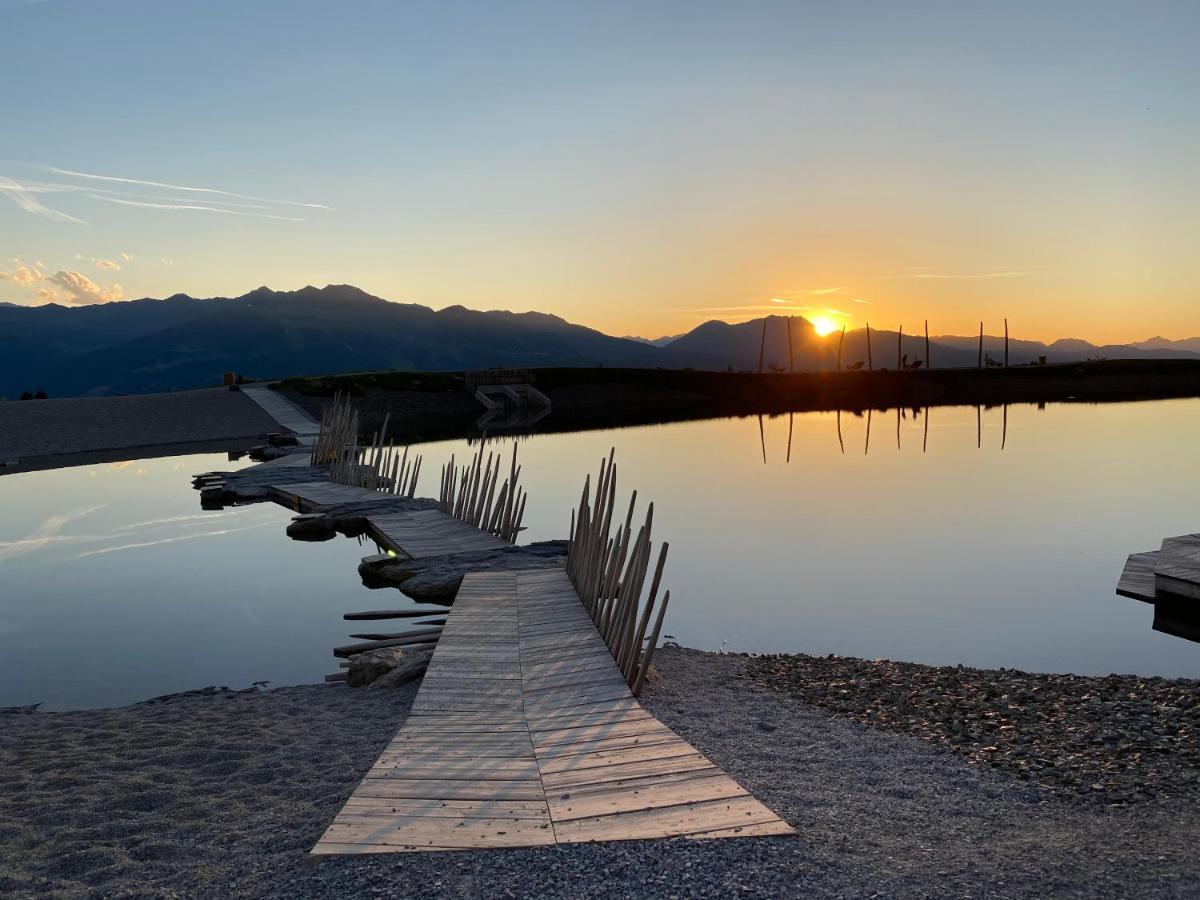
(1, 0, 1197, 343)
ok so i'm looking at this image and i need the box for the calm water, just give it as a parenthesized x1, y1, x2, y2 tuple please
(2, 399, 1197, 709)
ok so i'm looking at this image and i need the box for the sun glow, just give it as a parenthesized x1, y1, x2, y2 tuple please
(810, 315, 839, 337)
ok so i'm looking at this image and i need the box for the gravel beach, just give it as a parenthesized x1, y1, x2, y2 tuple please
(2, 648, 1197, 898)
(0, 388, 279, 468)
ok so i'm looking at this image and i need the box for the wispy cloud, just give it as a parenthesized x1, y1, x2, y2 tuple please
(88, 194, 308, 222)
(0, 163, 331, 225)
(39, 164, 331, 209)
(876, 269, 1028, 281)
(95, 258, 121, 270)
(0, 175, 85, 223)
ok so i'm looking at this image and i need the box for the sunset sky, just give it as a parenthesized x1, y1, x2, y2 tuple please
(1, 0, 1197, 343)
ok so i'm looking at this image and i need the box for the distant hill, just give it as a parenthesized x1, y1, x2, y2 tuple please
(1, 285, 1197, 397)
(1133, 336, 1200, 354)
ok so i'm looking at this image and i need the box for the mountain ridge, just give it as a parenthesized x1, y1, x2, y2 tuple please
(2, 285, 1197, 397)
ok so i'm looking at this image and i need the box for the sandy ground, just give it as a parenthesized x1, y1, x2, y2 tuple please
(0, 388, 280, 466)
(2, 649, 1197, 898)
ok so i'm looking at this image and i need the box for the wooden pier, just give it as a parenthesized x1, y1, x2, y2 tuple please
(270, 481, 509, 557)
(312, 569, 793, 854)
(239, 384, 320, 438)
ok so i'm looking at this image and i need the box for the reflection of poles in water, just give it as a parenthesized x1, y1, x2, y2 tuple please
(864, 409, 872, 455)
(836, 409, 845, 455)
(977, 405, 982, 449)
(758, 413, 766, 464)
(1002, 404, 1008, 450)
(922, 405, 930, 453)
(896, 407, 901, 451)
(786, 412, 794, 463)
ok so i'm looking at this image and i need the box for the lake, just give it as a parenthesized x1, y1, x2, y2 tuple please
(2, 398, 1197, 709)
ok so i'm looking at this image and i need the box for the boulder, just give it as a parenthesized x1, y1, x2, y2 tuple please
(359, 540, 567, 602)
(346, 646, 431, 688)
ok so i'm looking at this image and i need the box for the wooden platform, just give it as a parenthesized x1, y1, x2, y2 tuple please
(271, 481, 509, 558)
(1118, 534, 1200, 603)
(239, 384, 320, 437)
(312, 569, 793, 855)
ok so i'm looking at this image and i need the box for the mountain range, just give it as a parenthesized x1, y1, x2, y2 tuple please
(1, 284, 1197, 397)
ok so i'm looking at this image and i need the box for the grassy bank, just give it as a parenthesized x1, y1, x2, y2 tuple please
(276, 359, 1200, 444)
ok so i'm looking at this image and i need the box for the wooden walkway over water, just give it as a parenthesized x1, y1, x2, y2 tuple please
(239, 384, 320, 438)
(270, 481, 509, 557)
(312, 568, 793, 854)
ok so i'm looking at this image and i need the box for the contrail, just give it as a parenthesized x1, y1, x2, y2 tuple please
(0, 175, 86, 223)
(89, 194, 309, 222)
(37, 163, 331, 209)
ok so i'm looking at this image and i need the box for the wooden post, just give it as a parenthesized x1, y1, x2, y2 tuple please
(758, 316, 768, 373)
(978, 322, 984, 368)
(838, 325, 845, 372)
(866, 322, 873, 370)
(897, 324, 902, 370)
(786, 316, 794, 373)
(1004, 318, 1009, 368)
(925, 320, 930, 369)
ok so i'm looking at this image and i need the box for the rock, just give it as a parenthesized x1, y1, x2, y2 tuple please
(368, 652, 432, 689)
(346, 647, 431, 688)
(360, 540, 568, 602)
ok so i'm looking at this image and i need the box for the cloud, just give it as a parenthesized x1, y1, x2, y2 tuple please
(35, 164, 331, 209)
(87, 194, 308, 222)
(851, 297, 869, 304)
(37, 287, 56, 302)
(95, 258, 121, 270)
(0, 176, 85, 223)
(120, 251, 132, 261)
(47, 269, 123, 304)
(876, 269, 1028, 281)
(0, 258, 41, 286)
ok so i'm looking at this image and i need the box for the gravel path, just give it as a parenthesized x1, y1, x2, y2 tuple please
(742, 652, 1200, 805)
(0, 388, 279, 464)
(2, 650, 1198, 898)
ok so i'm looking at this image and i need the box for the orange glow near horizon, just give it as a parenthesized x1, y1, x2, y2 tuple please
(810, 315, 840, 337)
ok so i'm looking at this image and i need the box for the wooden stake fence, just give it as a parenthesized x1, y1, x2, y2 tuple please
(312, 393, 422, 496)
(437, 442, 526, 543)
(565, 449, 671, 695)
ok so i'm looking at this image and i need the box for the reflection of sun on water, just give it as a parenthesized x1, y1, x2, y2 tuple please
(810, 315, 839, 337)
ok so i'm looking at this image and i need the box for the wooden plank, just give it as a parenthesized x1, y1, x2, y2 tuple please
(553, 796, 787, 844)
(311, 566, 792, 855)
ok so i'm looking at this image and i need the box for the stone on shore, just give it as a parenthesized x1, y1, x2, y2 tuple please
(346, 646, 431, 688)
(359, 540, 568, 602)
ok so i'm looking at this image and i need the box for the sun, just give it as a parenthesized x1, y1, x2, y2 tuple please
(810, 315, 839, 337)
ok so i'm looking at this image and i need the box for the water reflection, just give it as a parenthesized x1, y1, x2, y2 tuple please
(762, 403, 1017, 460)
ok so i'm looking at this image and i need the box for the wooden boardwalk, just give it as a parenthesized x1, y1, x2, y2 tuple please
(239, 384, 320, 437)
(312, 569, 793, 855)
(271, 481, 508, 558)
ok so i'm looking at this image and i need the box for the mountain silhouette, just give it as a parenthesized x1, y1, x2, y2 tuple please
(1, 285, 1196, 397)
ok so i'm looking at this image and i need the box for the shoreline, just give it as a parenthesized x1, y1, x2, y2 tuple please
(3, 647, 1197, 897)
